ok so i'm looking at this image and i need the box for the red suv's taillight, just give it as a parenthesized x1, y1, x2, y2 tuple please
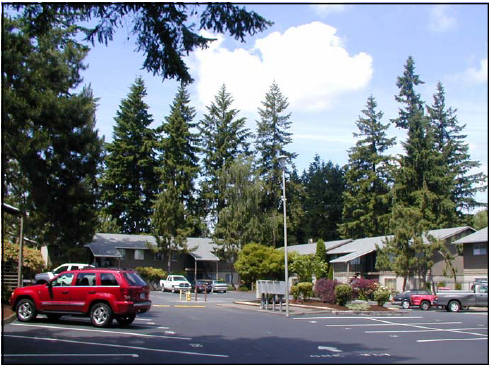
(121, 288, 132, 301)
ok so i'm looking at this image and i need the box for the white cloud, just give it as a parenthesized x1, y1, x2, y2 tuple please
(465, 58, 488, 83)
(192, 22, 373, 113)
(429, 5, 457, 32)
(310, 4, 349, 17)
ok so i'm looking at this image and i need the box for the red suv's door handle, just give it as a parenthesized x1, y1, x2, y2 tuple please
(88, 291, 96, 294)
(62, 291, 69, 294)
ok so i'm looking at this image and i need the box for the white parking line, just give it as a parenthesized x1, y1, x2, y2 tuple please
(418, 338, 488, 343)
(294, 316, 424, 320)
(4, 334, 229, 358)
(326, 322, 463, 326)
(11, 323, 191, 340)
(366, 327, 488, 333)
(4, 354, 139, 358)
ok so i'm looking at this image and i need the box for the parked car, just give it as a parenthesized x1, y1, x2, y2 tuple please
(10, 267, 151, 327)
(160, 275, 191, 293)
(211, 279, 228, 293)
(434, 283, 488, 312)
(392, 289, 432, 309)
(409, 293, 437, 310)
(192, 279, 212, 293)
(34, 263, 94, 284)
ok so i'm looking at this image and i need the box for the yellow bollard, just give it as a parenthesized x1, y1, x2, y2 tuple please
(186, 290, 191, 301)
(179, 289, 183, 301)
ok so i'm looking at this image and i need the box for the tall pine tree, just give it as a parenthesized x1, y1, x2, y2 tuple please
(427, 82, 487, 221)
(301, 155, 346, 241)
(198, 84, 253, 229)
(339, 95, 396, 239)
(255, 81, 297, 215)
(2, 13, 103, 251)
(100, 77, 158, 234)
(391, 56, 450, 227)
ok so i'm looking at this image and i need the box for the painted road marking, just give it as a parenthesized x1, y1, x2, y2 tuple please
(418, 337, 488, 343)
(11, 323, 191, 340)
(294, 316, 423, 320)
(318, 346, 342, 352)
(326, 322, 463, 326)
(4, 354, 139, 358)
(366, 327, 488, 333)
(4, 334, 228, 358)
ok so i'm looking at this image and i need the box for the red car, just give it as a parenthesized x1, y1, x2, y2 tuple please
(409, 293, 436, 310)
(10, 267, 151, 327)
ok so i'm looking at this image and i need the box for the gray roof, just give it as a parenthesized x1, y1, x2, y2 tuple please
(283, 239, 353, 255)
(85, 233, 219, 261)
(329, 226, 474, 264)
(453, 227, 488, 244)
(329, 235, 394, 261)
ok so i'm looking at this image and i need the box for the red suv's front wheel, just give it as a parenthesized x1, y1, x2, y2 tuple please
(90, 303, 113, 327)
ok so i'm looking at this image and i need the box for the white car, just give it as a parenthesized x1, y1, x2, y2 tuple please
(35, 263, 93, 284)
(160, 275, 191, 293)
(211, 279, 227, 293)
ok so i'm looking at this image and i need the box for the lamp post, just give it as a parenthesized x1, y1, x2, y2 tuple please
(278, 155, 289, 317)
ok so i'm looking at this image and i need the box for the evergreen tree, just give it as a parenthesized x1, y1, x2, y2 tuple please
(255, 81, 297, 215)
(152, 184, 193, 273)
(100, 77, 158, 234)
(315, 238, 328, 279)
(155, 83, 201, 235)
(213, 156, 267, 284)
(339, 96, 396, 239)
(2, 14, 103, 248)
(427, 82, 487, 220)
(198, 84, 253, 229)
(301, 156, 346, 241)
(391, 57, 450, 227)
(7, 3, 272, 84)
(375, 204, 433, 291)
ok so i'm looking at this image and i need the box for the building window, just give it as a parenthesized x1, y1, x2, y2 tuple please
(118, 248, 126, 259)
(473, 244, 487, 256)
(384, 278, 396, 291)
(135, 249, 145, 260)
(154, 252, 163, 261)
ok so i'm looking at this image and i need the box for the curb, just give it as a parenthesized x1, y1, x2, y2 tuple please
(2, 313, 17, 325)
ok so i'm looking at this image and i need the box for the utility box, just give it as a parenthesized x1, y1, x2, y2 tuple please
(256, 280, 286, 312)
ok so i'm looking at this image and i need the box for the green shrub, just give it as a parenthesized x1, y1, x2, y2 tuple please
(238, 286, 249, 291)
(290, 285, 300, 301)
(455, 283, 462, 290)
(437, 281, 446, 288)
(373, 286, 391, 306)
(136, 267, 167, 289)
(335, 284, 352, 306)
(2, 287, 13, 304)
(297, 282, 313, 301)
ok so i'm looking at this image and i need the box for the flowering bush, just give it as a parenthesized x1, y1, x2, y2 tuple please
(373, 285, 391, 306)
(315, 278, 339, 304)
(1, 240, 45, 273)
(335, 284, 353, 306)
(351, 278, 378, 300)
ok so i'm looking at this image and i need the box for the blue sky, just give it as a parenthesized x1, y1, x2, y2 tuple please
(76, 3, 488, 208)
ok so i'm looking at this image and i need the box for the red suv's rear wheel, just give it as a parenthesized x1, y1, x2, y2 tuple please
(90, 303, 113, 327)
(116, 314, 136, 325)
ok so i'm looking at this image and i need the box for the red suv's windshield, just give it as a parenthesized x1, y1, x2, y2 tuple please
(123, 272, 147, 286)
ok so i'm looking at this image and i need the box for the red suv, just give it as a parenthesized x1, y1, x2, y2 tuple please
(10, 268, 151, 327)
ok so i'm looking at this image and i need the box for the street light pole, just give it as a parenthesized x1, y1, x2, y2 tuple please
(278, 155, 289, 317)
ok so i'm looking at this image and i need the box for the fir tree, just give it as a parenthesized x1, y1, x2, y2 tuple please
(100, 77, 158, 234)
(155, 83, 201, 235)
(391, 57, 449, 227)
(427, 82, 487, 220)
(2, 14, 103, 248)
(339, 96, 396, 239)
(301, 156, 346, 241)
(255, 81, 297, 215)
(198, 84, 253, 229)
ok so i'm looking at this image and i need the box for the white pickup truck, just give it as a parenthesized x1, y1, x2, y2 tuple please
(160, 275, 191, 293)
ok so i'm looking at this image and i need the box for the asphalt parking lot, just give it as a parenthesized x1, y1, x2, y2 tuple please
(2, 290, 487, 364)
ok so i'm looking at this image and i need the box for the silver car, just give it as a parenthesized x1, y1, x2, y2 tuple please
(211, 279, 227, 293)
